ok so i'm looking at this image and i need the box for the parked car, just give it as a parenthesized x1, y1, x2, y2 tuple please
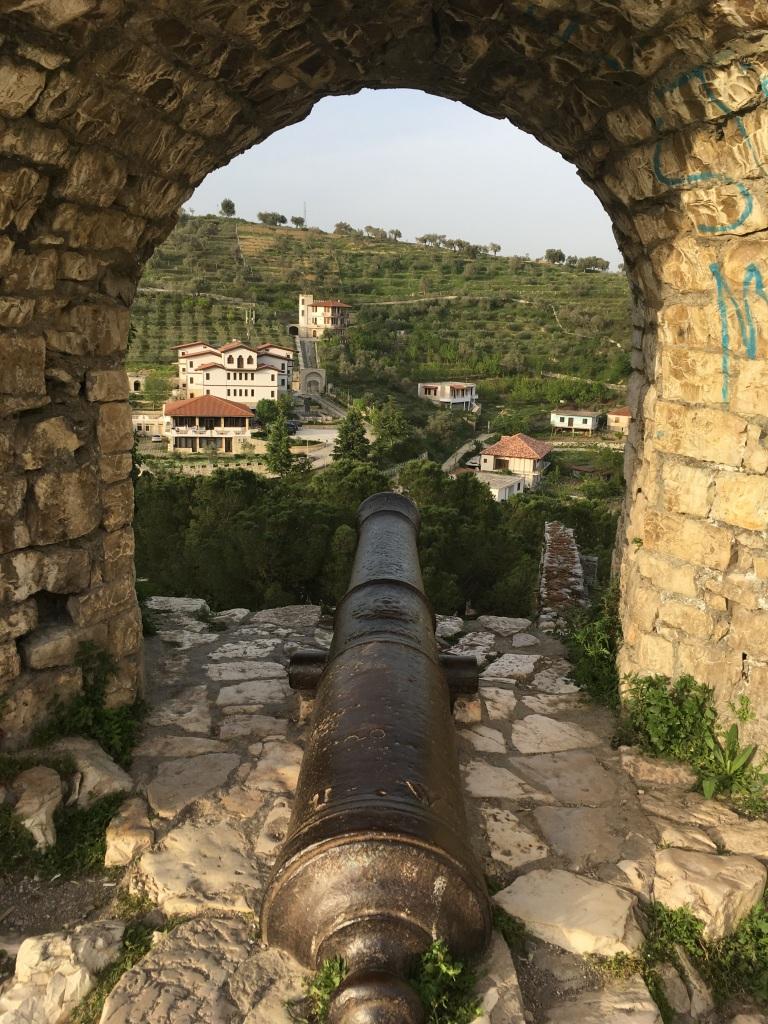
(286, 421, 299, 435)
(150, 435, 164, 443)
(465, 455, 480, 468)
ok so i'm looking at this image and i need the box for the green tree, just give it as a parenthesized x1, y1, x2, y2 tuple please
(333, 222, 354, 234)
(370, 399, 417, 465)
(142, 371, 171, 408)
(258, 211, 287, 227)
(219, 198, 236, 217)
(291, 216, 306, 229)
(544, 248, 565, 264)
(389, 228, 402, 241)
(265, 412, 293, 476)
(324, 524, 357, 603)
(333, 408, 370, 463)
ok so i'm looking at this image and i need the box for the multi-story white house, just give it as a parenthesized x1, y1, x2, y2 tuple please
(297, 293, 351, 338)
(607, 406, 631, 435)
(162, 395, 256, 455)
(417, 382, 479, 411)
(174, 340, 292, 406)
(550, 409, 603, 435)
(479, 433, 552, 489)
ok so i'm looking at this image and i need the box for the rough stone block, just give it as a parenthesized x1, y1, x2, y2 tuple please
(0, 666, 82, 747)
(660, 349, 726, 407)
(102, 479, 134, 531)
(60, 146, 126, 206)
(0, 640, 21, 684)
(711, 472, 768, 532)
(102, 527, 135, 581)
(52, 203, 145, 252)
(0, 598, 38, 643)
(19, 416, 81, 470)
(654, 401, 748, 467)
(67, 577, 135, 627)
(85, 369, 129, 402)
(657, 601, 718, 640)
(97, 402, 133, 454)
(636, 632, 676, 676)
(635, 550, 698, 598)
(0, 332, 47, 415)
(0, 58, 46, 117)
(0, 167, 47, 231)
(677, 642, 744, 694)
(20, 623, 79, 670)
(108, 604, 142, 659)
(28, 465, 101, 544)
(0, 475, 30, 554)
(644, 510, 733, 572)
(730, 606, 768, 660)
(100, 453, 133, 485)
(65, 302, 129, 356)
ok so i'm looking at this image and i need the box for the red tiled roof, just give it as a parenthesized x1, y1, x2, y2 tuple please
(220, 341, 258, 353)
(608, 406, 631, 417)
(164, 396, 253, 418)
(311, 299, 350, 308)
(481, 433, 553, 460)
(256, 344, 293, 355)
(171, 342, 218, 351)
(194, 362, 222, 371)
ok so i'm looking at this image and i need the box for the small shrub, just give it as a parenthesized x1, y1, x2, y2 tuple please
(31, 643, 145, 769)
(409, 940, 481, 1024)
(563, 582, 621, 707)
(623, 674, 716, 766)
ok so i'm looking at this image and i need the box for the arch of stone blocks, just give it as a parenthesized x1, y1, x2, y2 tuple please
(0, 0, 767, 748)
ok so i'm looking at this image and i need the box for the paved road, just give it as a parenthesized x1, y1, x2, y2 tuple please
(442, 433, 491, 473)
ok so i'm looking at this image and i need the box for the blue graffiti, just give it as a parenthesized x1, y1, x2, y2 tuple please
(652, 64, 768, 234)
(710, 262, 767, 400)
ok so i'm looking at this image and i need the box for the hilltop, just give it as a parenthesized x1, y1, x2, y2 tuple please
(129, 215, 632, 384)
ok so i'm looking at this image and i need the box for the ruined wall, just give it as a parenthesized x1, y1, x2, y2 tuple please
(0, 0, 766, 746)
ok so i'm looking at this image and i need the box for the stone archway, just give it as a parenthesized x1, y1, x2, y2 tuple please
(1, 1, 767, 747)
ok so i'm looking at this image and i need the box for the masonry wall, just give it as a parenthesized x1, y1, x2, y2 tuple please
(0, 1, 766, 747)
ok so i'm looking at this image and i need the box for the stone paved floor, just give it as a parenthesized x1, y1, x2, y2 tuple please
(3, 599, 768, 1023)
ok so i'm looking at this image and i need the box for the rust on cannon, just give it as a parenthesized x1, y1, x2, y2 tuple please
(261, 492, 491, 1024)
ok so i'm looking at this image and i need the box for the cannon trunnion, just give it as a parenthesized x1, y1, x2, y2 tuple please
(261, 493, 491, 1023)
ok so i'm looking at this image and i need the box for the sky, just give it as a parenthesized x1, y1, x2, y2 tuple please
(191, 89, 622, 268)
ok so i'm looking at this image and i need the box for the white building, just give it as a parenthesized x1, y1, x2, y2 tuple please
(174, 340, 292, 407)
(550, 409, 603, 435)
(479, 433, 553, 489)
(452, 469, 525, 501)
(162, 395, 255, 455)
(296, 293, 351, 338)
(607, 406, 631, 435)
(417, 382, 479, 411)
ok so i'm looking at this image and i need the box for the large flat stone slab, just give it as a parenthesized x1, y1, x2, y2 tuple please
(482, 687, 518, 721)
(209, 661, 287, 683)
(482, 653, 540, 682)
(509, 750, 618, 805)
(134, 818, 263, 914)
(146, 596, 210, 615)
(219, 715, 289, 741)
(209, 640, 283, 661)
(510, 714, 600, 754)
(477, 616, 532, 635)
(216, 677, 289, 707)
(475, 931, 526, 1024)
(105, 797, 153, 867)
(463, 762, 554, 804)
(243, 740, 303, 794)
(251, 605, 321, 627)
(99, 918, 253, 1024)
(494, 869, 644, 956)
(146, 752, 241, 818)
(544, 977, 662, 1024)
(619, 747, 698, 789)
(461, 725, 507, 753)
(707, 820, 768, 860)
(147, 686, 211, 735)
(533, 806, 622, 870)
(134, 735, 228, 759)
(481, 805, 550, 870)
(640, 791, 742, 829)
(653, 848, 767, 939)
(51, 737, 132, 807)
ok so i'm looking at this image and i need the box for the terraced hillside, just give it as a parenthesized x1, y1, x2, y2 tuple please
(129, 214, 631, 384)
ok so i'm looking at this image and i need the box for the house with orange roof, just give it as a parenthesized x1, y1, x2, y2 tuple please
(162, 395, 255, 455)
(479, 433, 553, 489)
(176, 339, 292, 405)
(607, 406, 631, 435)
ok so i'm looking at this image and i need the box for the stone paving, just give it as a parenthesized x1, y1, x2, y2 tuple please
(2, 600, 768, 1023)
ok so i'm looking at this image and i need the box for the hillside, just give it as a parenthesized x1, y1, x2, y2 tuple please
(128, 215, 632, 384)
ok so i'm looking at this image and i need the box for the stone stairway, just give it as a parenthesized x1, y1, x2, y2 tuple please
(2, 601, 768, 1023)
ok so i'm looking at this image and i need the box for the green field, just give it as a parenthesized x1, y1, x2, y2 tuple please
(129, 215, 632, 386)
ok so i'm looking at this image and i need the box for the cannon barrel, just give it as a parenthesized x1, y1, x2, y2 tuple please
(261, 492, 491, 1023)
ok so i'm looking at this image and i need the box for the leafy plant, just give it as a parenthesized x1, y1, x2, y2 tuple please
(31, 643, 146, 768)
(623, 674, 716, 766)
(410, 941, 481, 1024)
(700, 724, 760, 799)
(563, 582, 622, 707)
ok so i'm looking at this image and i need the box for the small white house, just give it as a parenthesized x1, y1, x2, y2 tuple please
(475, 471, 525, 502)
(550, 409, 603, 435)
(417, 382, 478, 411)
(479, 433, 553, 489)
(607, 406, 631, 435)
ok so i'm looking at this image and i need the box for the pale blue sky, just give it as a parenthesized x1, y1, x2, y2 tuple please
(191, 89, 622, 267)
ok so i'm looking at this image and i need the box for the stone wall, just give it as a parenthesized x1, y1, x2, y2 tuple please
(0, 0, 766, 745)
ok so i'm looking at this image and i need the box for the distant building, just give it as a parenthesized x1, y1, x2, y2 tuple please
(417, 382, 479, 411)
(128, 372, 147, 394)
(479, 434, 553, 489)
(550, 409, 603, 435)
(607, 406, 631, 435)
(452, 468, 525, 502)
(295, 293, 351, 338)
(132, 410, 164, 437)
(174, 340, 292, 406)
(162, 395, 255, 455)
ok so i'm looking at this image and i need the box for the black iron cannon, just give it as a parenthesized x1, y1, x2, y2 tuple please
(261, 492, 491, 1024)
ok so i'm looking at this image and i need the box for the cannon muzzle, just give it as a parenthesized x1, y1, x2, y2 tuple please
(261, 492, 491, 1021)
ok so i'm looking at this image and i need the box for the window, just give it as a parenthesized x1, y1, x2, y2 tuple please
(227, 389, 230, 396)
(559, 416, 565, 422)
(205, 372, 210, 380)
(188, 360, 193, 367)
(582, 418, 588, 424)
(206, 389, 210, 395)
(247, 356, 254, 365)
(271, 390, 275, 397)
(227, 356, 234, 364)
(271, 374, 275, 381)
